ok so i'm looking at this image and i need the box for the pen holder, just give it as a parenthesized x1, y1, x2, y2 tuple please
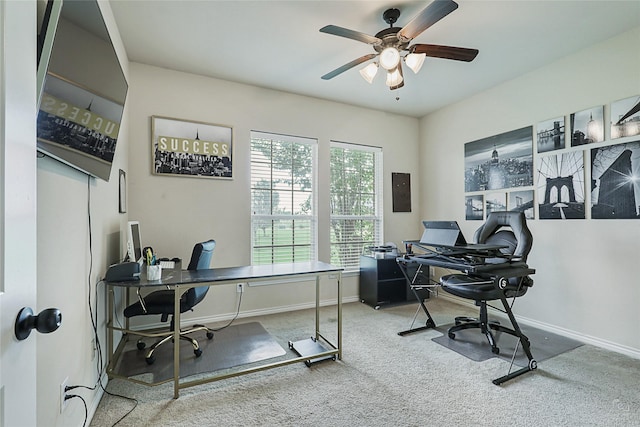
(147, 265, 162, 281)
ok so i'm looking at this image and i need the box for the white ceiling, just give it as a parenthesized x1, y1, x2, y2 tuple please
(109, 0, 640, 118)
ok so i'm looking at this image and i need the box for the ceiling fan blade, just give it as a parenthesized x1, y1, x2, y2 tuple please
(320, 25, 382, 45)
(321, 54, 377, 80)
(398, 0, 459, 42)
(411, 44, 479, 62)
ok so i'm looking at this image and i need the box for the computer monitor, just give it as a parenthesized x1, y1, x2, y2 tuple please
(126, 221, 143, 263)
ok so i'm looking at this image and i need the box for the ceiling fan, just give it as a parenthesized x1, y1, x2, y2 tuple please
(320, 0, 478, 90)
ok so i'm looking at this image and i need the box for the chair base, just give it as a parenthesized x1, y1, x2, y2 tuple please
(137, 324, 215, 365)
(448, 316, 520, 355)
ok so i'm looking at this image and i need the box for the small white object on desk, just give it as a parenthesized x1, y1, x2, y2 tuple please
(147, 265, 162, 281)
(158, 260, 175, 269)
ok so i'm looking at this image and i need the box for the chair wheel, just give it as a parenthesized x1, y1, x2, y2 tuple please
(206, 331, 214, 339)
(136, 341, 146, 350)
(145, 355, 155, 365)
(194, 348, 203, 357)
(492, 347, 500, 355)
(448, 332, 456, 339)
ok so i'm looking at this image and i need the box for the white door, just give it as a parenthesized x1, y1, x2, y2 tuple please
(0, 1, 38, 426)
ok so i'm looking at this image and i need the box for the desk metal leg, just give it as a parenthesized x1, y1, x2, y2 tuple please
(395, 260, 437, 336)
(397, 286, 437, 336)
(107, 287, 114, 373)
(173, 285, 181, 399)
(288, 272, 341, 366)
(337, 271, 342, 360)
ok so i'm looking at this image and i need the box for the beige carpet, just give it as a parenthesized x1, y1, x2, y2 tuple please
(91, 298, 640, 427)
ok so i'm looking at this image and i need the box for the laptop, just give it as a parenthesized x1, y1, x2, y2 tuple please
(420, 221, 467, 247)
(419, 220, 505, 251)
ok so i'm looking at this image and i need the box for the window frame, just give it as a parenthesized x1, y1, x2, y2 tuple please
(329, 141, 384, 273)
(250, 131, 318, 265)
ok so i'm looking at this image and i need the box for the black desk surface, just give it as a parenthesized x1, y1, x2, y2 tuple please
(107, 261, 343, 288)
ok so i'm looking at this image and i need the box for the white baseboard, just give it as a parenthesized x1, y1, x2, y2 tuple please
(438, 294, 640, 360)
(87, 371, 108, 426)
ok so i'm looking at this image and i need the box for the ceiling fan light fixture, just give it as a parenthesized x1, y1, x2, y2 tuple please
(359, 62, 379, 84)
(385, 67, 403, 87)
(379, 47, 400, 70)
(405, 53, 426, 74)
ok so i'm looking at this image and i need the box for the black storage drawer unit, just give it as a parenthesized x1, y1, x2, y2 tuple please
(359, 255, 429, 309)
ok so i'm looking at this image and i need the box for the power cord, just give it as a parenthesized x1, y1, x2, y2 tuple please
(211, 288, 243, 332)
(64, 394, 88, 427)
(61, 176, 138, 427)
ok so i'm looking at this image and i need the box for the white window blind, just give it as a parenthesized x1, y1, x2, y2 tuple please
(330, 141, 383, 273)
(250, 131, 317, 265)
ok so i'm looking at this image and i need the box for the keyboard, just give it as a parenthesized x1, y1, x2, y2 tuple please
(159, 260, 175, 269)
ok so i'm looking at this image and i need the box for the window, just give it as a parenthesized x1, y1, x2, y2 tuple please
(330, 142, 383, 273)
(250, 131, 317, 265)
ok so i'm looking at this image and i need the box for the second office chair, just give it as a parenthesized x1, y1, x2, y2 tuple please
(124, 239, 216, 365)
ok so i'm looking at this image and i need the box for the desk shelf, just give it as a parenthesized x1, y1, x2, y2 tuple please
(359, 255, 429, 309)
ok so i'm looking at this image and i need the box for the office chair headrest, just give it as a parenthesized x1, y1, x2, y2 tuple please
(474, 211, 532, 260)
(187, 239, 216, 270)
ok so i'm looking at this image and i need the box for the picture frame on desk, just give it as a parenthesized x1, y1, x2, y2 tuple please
(151, 115, 233, 179)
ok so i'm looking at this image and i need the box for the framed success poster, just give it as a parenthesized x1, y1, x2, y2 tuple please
(151, 116, 233, 179)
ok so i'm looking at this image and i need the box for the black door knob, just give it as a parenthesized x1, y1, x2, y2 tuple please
(14, 307, 62, 341)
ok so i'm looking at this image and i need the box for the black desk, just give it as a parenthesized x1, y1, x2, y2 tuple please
(106, 261, 343, 398)
(396, 241, 535, 335)
(397, 240, 537, 385)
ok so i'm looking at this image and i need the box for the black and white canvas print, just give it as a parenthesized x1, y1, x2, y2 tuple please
(611, 95, 640, 139)
(485, 192, 506, 216)
(537, 151, 585, 219)
(570, 105, 604, 146)
(465, 195, 484, 220)
(508, 190, 534, 219)
(464, 127, 534, 192)
(152, 116, 233, 178)
(591, 140, 640, 219)
(537, 117, 565, 153)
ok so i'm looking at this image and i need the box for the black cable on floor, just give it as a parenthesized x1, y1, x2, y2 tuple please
(64, 176, 139, 426)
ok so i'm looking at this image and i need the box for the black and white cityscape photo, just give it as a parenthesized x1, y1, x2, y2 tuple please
(152, 116, 233, 179)
(570, 105, 604, 146)
(591, 140, 640, 219)
(537, 116, 565, 153)
(508, 190, 534, 219)
(537, 151, 585, 219)
(485, 192, 506, 216)
(465, 195, 484, 220)
(464, 126, 534, 192)
(611, 95, 640, 139)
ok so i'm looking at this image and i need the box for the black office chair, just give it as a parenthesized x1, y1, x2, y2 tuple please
(440, 212, 535, 372)
(124, 239, 216, 365)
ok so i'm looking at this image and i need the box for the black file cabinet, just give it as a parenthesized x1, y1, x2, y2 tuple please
(359, 255, 429, 309)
